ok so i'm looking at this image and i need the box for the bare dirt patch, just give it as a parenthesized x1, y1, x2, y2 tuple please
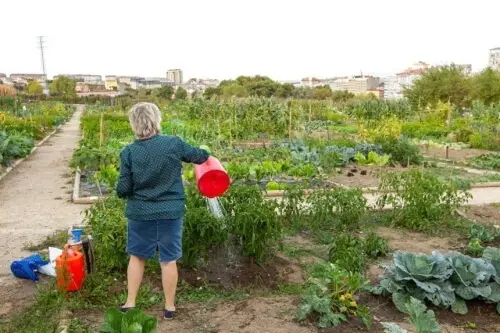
(180, 254, 304, 290)
(375, 227, 457, 254)
(75, 296, 315, 333)
(461, 204, 500, 227)
(421, 147, 492, 163)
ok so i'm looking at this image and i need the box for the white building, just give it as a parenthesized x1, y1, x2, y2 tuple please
(166, 69, 183, 85)
(182, 78, 220, 94)
(490, 47, 500, 70)
(383, 62, 431, 100)
(53, 74, 102, 84)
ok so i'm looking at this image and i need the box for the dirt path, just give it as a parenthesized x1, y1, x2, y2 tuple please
(0, 106, 87, 316)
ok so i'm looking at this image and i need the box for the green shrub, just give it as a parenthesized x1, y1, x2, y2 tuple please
(297, 262, 372, 329)
(364, 232, 389, 258)
(375, 137, 423, 166)
(377, 169, 471, 233)
(328, 233, 365, 273)
(183, 186, 228, 267)
(84, 194, 128, 273)
(469, 132, 500, 151)
(223, 185, 283, 261)
(306, 187, 367, 231)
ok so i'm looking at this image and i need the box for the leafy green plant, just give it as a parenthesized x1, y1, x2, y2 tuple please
(183, 186, 228, 267)
(222, 185, 283, 261)
(445, 252, 498, 314)
(84, 194, 128, 273)
(100, 308, 157, 333)
(468, 224, 494, 243)
(328, 233, 365, 273)
(364, 232, 389, 258)
(296, 263, 372, 328)
(373, 250, 500, 315)
(94, 164, 119, 191)
(265, 181, 285, 191)
(402, 297, 441, 333)
(375, 137, 423, 166)
(377, 169, 471, 233)
(354, 151, 390, 166)
(306, 187, 367, 232)
(467, 238, 484, 257)
(469, 153, 500, 171)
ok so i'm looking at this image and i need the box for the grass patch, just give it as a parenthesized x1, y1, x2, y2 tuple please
(23, 229, 68, 252)
(0, 285, 64, 333)
(177, 282, 249, 305)
(277, 283, 306, 295)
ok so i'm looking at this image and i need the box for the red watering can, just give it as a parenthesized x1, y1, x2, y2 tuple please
(194, 156, 230, 198)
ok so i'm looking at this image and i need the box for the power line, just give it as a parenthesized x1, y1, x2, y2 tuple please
(37, 36, 50, 95)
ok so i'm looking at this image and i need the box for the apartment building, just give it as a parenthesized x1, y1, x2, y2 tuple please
(384, 62, 431, 100)
(166, 69, 183, 85)
(300, 77, 324, 88)
(10, 73, 46, 83)
(490, 47, 500, 70)
(105, 75, 118, 91)
(53, 74, 102, 84)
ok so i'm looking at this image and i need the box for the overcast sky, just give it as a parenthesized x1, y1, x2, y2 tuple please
(1, 0, 499, 81)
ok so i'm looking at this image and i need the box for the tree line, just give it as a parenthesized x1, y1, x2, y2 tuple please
(404, 65, 500, 109)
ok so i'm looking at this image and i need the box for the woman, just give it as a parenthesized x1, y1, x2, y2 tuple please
(116, 102, 209, 320)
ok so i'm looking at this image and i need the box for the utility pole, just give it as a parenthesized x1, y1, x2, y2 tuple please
(37, 36, 50, 95)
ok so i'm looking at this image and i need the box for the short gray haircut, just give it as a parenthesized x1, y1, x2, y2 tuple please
(128, 102, 162, 138)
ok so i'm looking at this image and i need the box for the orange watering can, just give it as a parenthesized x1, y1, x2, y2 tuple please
(195, 156, 230, 198)
(56, 244, 86, 292)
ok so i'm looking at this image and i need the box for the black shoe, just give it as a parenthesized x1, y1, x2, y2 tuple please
(120, 306, 135, 313)
(163, 309, 176, 320)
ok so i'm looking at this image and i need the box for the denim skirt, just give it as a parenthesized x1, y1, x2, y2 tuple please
(126, 218, 183, 262)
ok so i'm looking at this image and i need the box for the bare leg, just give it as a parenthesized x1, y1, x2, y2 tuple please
(161, 261, 178, 311)
(123, 255, 145, 307)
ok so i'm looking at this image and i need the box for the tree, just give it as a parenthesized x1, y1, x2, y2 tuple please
(471, 67, 500, 105)
(312, 85, 333, 100)
(49, 76, 76, 98)
(331, 90, 355, 102)
(222, 83, 247, 97)
(203, 87, 220, 98)
(157, 85, 174, 100)
(275, 83, 296, 98)
(175, 87, 188, 100)
(404, 64, 471, 109)
(27, 80, 43, 95)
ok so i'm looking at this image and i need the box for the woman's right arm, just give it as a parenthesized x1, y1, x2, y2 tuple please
(178, 137, 210, 164)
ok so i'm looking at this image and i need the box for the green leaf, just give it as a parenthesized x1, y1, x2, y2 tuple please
(142, 317, 158, 333)
(496, 302, 500, 315)
(101, 309, 123, 332)
(296, 302, 312, 321)
(451, 297, 468, 315)
(405, 297, 440, 333)
(125, 322, 143, 333)
(392, 292, 411, 314)
(381, 322, 409, 333)
(487, 283, 500, 303)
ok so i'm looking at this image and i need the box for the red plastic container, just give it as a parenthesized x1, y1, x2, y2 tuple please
(195, 156, 230, 198)
(56, 244, 86, 292)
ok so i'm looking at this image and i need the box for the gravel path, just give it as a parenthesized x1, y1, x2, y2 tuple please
(0, 105, 87, 289)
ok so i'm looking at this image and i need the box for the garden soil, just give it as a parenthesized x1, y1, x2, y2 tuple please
(0, 106, 87, 318)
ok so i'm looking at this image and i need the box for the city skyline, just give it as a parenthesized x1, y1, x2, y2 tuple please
(1, 0, 499, 81)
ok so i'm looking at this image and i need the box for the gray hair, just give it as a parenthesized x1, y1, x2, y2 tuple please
(128, 102, 162, 138)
